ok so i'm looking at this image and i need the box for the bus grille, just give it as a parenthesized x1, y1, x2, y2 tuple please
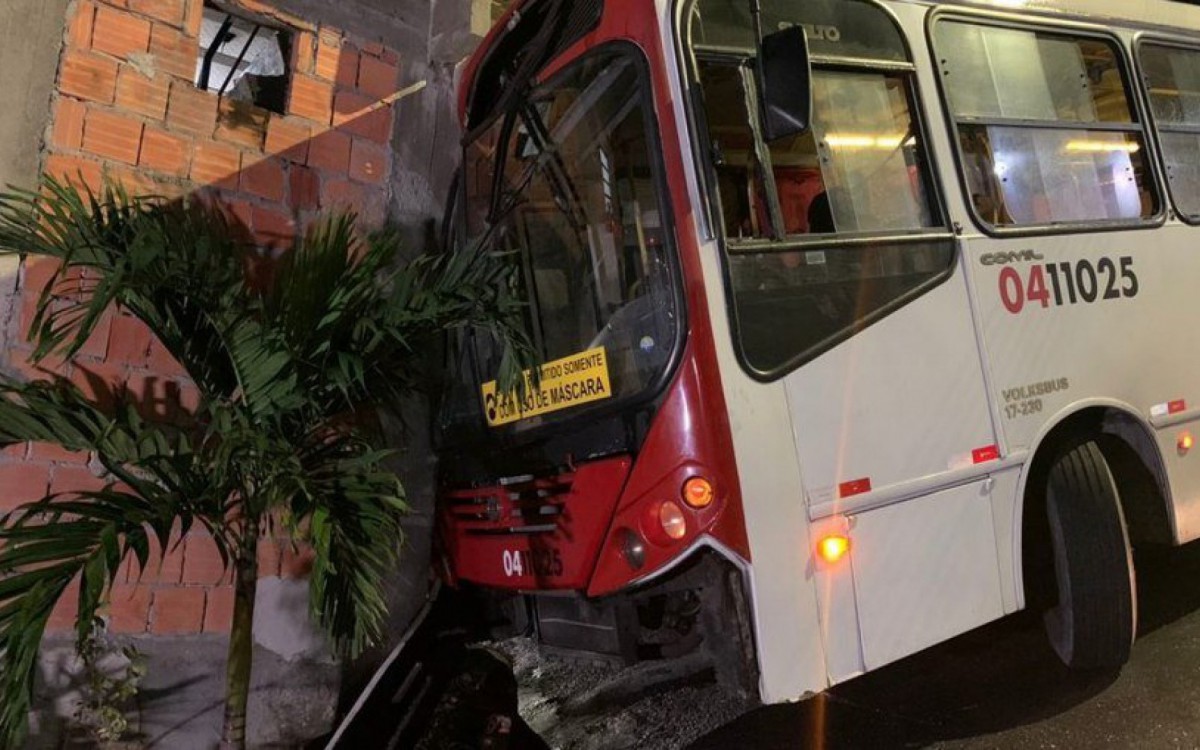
(443, 473, 576, 536)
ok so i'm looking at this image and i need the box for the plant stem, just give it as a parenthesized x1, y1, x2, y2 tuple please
(220, 519, 259, 750)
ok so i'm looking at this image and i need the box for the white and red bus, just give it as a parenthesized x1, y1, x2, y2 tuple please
(434, 0, 1200, 703)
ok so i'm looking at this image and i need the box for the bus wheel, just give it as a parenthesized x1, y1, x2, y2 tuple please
(1042, 441, 1136, 670)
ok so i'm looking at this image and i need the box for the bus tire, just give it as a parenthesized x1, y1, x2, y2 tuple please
(1042, 441, 1137, 670)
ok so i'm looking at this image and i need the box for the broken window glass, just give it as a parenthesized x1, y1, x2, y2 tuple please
(194, 3, 291, 113)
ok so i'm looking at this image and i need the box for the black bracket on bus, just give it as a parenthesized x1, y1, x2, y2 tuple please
(750, 0, 814, 141)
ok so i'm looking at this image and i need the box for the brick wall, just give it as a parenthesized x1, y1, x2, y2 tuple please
(0, 0, 404, 637)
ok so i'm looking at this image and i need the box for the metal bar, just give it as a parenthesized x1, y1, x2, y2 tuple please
(198, 14, 235, 91)
(693, 43, 916, 71)
(954, 116, 1144, 133)
(725, 231, 957, 255)
(218, 23, 261, 97)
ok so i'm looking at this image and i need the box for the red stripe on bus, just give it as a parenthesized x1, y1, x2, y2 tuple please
(1170, 399, 1187, 415)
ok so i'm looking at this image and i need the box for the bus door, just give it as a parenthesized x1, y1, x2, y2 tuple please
(692, 0, 1008, 674)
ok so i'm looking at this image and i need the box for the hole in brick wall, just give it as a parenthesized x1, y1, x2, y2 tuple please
(195, 1, 292, 114)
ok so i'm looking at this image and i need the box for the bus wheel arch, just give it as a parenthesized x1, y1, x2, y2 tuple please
(1018, 406, 1170, 668)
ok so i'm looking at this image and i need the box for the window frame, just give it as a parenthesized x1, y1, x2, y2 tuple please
(450, 40, 689, 438)
(1134, 32, 1200, 226)
(680, 0, 958, 381)
(928, 9, 1166, 238)
(195, 1, 293, 114)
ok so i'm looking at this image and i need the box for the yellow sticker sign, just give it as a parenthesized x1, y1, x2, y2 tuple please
(481, 347, 613, 427)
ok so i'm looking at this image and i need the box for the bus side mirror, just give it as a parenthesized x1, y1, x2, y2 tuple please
(756, 25, 813, 141)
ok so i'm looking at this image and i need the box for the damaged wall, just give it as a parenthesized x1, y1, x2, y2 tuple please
(0, 0, 496, 744)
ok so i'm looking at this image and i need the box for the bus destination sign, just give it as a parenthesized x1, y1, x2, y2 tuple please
(481, 347, 613, 427)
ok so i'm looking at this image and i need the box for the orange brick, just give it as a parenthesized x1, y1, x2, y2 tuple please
(204, 586, 235, 633)
(252, 205, 296, 249)
(92, 5, 151, 60)
(50, 464, 108, 496)
(357, 54, 399, 99)
(115, 65, 170, 120)
(150, 22, 197, 80)
(28, 443, 89, 464)
(0, 463, 51, 511)
(139, 126, 191, 177)
(265, 116, 312, 163)
(47, 578, 81, 633)
(184, 0, 203, 36)
(148, 336, 188, 378)
(51, 98, 88, 150)
(125, 531, 185, 584)
(333, 91, 393, 144)
(108, 583, 152, 634)
(43, 154, 105, 194)
(182, 534, 231, 585)
(293, 31, 317, 76)
(289, 165, 320, 211)
(77, 306, 115, 360)
(129, 0, 186, 26)
(321, 178, 366, 212)
(167, 80, 217, 137)
(69, 2, 97, 50)
(240, 156, 285, 202)
(176, 381, 200, 416)
(22, 256, 61, 296)
(215, 98, 268, 149)
(107, 313, 153, 365)
(126, 373, 186, 420)
(82, 109, 144, 165)
(307, 129, 351, 172)
(349, 138, 388, 185)
(331, 41, 357, 87)
(72, 359, 130, 411)
(224, 198, 254, 234)
(289, 75, 333, 124)
(59, 51, 119, 104)
(0, 443, 28, 460)
(151, 587, 205, 634)
(257, 538, 281, 578)
(107, 164, 156, 197)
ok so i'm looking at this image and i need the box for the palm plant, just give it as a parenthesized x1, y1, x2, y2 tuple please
(0, 178, 529, 749)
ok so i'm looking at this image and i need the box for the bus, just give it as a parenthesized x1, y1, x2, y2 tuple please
(433, 0, 1200, 704)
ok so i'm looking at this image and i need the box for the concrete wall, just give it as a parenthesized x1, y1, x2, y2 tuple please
(0, 0, 71, 361)
(0, 0, 70, 192)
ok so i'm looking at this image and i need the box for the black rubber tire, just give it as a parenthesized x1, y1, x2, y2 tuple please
(1042, 441, 1137, 670)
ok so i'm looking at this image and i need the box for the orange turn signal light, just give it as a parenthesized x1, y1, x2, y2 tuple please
(818, 535, 851, 564)
(682, 477, 715, 509)
(1180, 432, 1194, 454)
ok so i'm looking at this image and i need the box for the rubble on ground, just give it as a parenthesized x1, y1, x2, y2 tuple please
(495, 638, 753, 750)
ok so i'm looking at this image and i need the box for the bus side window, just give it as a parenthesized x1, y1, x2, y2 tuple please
(1140, 42, 1200, 221)
(936, 21, 1158, 229)
(766, 70, 935, 236)
(697, 61, 774, 239)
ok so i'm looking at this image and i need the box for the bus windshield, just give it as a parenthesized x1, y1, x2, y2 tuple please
(440, 50, 679, 441)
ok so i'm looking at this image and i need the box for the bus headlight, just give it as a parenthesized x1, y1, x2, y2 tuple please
(658, 500, 687, 541)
